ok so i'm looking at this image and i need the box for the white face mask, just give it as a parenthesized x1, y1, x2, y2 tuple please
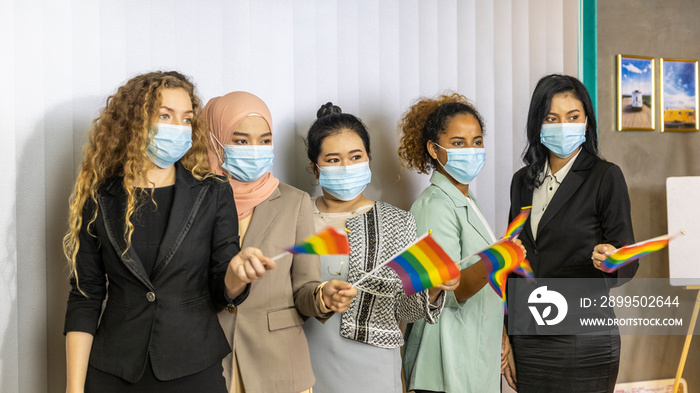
(317, 161, 372, 201)
(434, 143, 486, 184)
(147, 123, 193, 168)
(540, 118, 587, 158)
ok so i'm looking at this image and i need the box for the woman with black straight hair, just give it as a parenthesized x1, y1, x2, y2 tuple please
(508, 74, 638, 393)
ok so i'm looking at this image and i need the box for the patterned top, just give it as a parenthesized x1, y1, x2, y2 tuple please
(340, 201, 445, 348)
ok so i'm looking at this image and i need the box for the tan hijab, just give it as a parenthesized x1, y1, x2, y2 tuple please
(204, 91, 280, 219)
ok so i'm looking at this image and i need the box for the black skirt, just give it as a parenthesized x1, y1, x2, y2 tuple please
(85, 356, 226, 393)
(511, 334, 621, 393)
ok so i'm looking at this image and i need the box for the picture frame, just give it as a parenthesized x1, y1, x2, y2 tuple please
(660, 58, 699, 132)
(616, 54, 655, 131)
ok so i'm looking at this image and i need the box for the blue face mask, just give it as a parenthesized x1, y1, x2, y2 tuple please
(540, 120, 587, 159)
(434, 144, 486, 185)
(219, 144, 274, 182)
(318, 161, 372, 201)
(147, 123, 193, 168)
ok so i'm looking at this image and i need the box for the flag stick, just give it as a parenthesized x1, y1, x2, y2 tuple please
(351, 232, 433, 288)
(271, 251, 291, 262)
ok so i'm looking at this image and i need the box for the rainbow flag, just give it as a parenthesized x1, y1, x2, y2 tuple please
(503, 206, 532, 241)
(286, 226, 350, 255)
(600, 232, 683, 273)
(477, 239, 531, 301)
(386, 233, 461, 296)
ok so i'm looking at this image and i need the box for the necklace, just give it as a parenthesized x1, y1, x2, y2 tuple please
(314, 207, 364, 221)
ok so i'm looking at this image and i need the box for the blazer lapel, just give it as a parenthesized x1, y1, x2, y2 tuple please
(520, 184, 535, 245)
(536, 151, 594, 238)
(151, 163, 211, 280)
(98, 178, 154, 291)
(465, 194, 494, 245)
(241, 187, 280, 249)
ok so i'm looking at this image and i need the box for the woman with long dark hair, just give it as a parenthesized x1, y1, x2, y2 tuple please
(508, 74, 638, 393)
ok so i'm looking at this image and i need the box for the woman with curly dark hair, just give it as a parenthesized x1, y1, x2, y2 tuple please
(63, 71, 275, 392)
(398, 92, 521, 392)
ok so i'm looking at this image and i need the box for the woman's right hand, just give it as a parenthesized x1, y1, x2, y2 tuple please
(513, 238, 527, 258)
(225, 247, 276, 298)
(321, 280, 357, 313)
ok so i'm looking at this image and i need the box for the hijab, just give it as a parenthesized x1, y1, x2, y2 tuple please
(204, 91, 280, 219)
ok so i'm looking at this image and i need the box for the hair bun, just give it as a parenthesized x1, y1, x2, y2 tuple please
(316, 102, 342, 119)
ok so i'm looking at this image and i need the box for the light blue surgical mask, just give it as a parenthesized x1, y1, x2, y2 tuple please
(434, 143, 486, 185)
(317, 161, 372, 201)
(540, 119, 587, 158)
(211, 134, 274, 182)
(147, 123, 193, 168)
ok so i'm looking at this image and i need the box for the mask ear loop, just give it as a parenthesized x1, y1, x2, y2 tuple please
(432, 141, 449, 169)
(209, 132, 226, 166)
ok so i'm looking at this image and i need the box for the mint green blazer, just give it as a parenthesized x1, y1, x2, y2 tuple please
(403, 171, 503, 393)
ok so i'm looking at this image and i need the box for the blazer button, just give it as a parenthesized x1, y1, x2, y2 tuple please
(533, 249, 538, 256)
(146, 291, 156, 302)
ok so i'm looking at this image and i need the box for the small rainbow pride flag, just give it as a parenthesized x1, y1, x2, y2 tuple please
(286, 226, 350, 255)
(600, 231, 684, 273)
(503, 206, 532, 241)
(385, 233, 461, 296)
(476, 239, 533, 301)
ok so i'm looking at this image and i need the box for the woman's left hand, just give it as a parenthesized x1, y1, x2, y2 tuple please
(502, 328, 517, 390)
(427, 273, 461, 303)
(591, 243, 616, 271)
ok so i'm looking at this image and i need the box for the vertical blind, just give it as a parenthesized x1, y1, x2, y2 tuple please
(0, 0, 578, 391)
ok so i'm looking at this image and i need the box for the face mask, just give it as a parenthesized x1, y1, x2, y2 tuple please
(211, 134, 274, 182)
(540, 119, 587, 159)
(317, 161, 372, 201)
(147, 123, 193, 168)
(434, 143, 486, 185)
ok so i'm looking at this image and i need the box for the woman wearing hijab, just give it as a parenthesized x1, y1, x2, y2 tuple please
(204, 91, 353, 393)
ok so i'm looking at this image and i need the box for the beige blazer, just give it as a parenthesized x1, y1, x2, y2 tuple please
(218, 183, 328, 393)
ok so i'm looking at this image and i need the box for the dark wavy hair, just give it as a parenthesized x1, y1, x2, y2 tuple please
(522, 74, 598, 190)
(305, 102, 371, 164)
(398, 92, 484, 174)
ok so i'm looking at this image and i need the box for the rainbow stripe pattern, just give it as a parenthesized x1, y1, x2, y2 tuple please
(477, 239, 533, 301)
(286, 226, 350, 255)
(503, 206, 532, 241)
(600, 232, 682, 273)
(386, 233, 461, 296)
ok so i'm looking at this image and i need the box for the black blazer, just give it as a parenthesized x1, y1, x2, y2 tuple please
(507, 150, 638, 330)
(64, 162, 248, 383)
(509, 149, 637, 280)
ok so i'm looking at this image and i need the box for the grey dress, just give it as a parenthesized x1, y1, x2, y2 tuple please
(303, 199, 445, 393)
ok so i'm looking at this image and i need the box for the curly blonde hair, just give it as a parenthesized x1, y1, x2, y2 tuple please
(397, 92, 484, 174)
(63, 71, 212, 295)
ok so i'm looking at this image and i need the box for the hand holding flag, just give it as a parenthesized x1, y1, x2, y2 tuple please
(595, 231, 685, 273)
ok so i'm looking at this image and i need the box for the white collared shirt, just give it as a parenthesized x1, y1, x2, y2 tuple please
(530, 149, 582, 239)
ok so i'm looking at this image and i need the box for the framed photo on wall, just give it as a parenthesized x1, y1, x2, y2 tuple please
(660, 58, 699, 132)
(616, 55, 655, 131)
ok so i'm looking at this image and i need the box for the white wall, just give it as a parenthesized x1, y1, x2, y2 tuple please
(0, 1, 578, 391)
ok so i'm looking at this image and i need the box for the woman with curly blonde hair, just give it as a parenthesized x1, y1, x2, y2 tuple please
(63, 71, 275, 393)
(398, 93, 520, 392)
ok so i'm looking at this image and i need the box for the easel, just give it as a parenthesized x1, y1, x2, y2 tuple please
(672, 285, 700, 393)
